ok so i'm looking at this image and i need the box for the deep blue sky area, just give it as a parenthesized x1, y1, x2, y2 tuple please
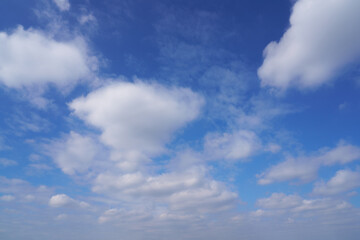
(0, 0, 360, 240)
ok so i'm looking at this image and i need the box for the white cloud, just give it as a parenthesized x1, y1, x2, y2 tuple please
(0, 176, 53, 204)
(6, 111, 51, 133)
(0, 158, 17, 167)
(256, 193, 302, 209)
(0, 195, 15, 201)
(92, 165, 237, 213)
(46, 81, 238, 215)
(265, 143, 281, 153)
(92, 172, 146, 194)
(257, 142, 360, 185)
(91, 160, 237, 214)
(257, 156, 320, 185)
(254, 192, 352, 215)
(49, 194, 89, 208)
(98, 208, 152, 224)
(69, 81, 204, 156)
(54, 214, 68, 221)
(168, 180, 238, 213)
(258, 0, 360, 89)
(313, 169, 360, 195)
(0, 26, 94, 89)
(44, 132, 103, 175)
(319, 143, 360, 165)
(292, 198, 351, 213)
(79, 14, 96, 25)
(204, 130, 261, 161)
(53, 0, 70, 11)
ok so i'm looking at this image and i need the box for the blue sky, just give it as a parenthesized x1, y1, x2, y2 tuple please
(1, 0, 360, 239)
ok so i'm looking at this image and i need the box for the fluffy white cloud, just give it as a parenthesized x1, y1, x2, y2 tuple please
(44, 132, 103, 175)
(53, 0, 70, 11)
(258, 142, 360, 185)
(258, 0, 360, 89)
(313, 169, 360, 195)
(0, 26, 94, 89)
(257, 156, 320, 185)
(319, 144, 360, 165)
(92, 165, 237, 213)
(49, 194, 89, 208)
(70, 81, 204, 156)
(204, 130, 261, 161)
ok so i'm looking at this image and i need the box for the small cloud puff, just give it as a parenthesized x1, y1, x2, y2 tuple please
(49, 194, 89, 208)
(53, 0, 70, 11)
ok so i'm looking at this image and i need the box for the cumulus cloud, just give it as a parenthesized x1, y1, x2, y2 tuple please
(53, 0, 70, 11)
(258, 0, 360, 89)
(0, 26, 94, 89)
(69, 81, 204, 157)
(204, 130, 261, 161)
(257, 142, 360, 185)
(49, 194, 89, 208)
(313, 169, 360, 195)
(44, 132, 103, 175)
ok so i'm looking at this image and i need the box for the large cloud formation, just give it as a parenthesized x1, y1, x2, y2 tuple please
(258, 0, 360, 89)
(70, 81, 204, 156)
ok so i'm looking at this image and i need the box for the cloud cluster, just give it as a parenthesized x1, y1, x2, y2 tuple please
(254, 192, 352, 217)
(258, 0, 360, 89)
(94, 166, 237, 211)
(0, 176, 53, 204)
(258, 142, 360, 185)
(313, 169, 360, 195)
(43, 80, 238, 216)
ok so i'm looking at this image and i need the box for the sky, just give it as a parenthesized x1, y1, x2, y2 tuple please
(1, 0, 360, 239)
